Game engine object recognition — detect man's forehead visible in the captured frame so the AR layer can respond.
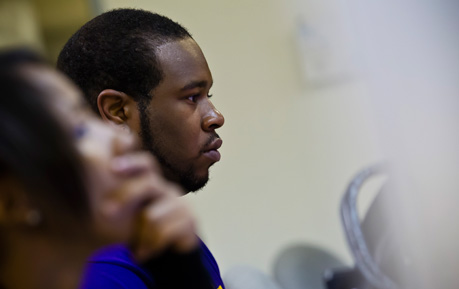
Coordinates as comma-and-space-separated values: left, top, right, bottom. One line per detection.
155, 39, 213, 90
155, 37, 199, 57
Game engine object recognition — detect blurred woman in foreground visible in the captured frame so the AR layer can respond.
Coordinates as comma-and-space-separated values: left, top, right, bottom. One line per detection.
0, 49, 199, 289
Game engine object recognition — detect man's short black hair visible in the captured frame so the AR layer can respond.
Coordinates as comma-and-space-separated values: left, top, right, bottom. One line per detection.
57, 8, 192, 111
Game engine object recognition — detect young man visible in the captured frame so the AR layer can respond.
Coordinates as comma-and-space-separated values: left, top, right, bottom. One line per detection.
57, 8, 225, 289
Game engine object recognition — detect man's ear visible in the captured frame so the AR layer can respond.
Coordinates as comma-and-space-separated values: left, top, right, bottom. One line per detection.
97, 89, 140, 131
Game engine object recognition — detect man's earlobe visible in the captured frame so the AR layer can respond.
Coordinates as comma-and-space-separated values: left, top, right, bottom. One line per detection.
97, 89, 132, 125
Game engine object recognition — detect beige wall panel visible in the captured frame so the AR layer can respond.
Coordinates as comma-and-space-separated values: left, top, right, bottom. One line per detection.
0, 0, 43, 50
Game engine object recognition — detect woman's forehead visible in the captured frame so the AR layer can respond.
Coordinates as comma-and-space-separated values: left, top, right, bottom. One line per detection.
20, 65, 86, 118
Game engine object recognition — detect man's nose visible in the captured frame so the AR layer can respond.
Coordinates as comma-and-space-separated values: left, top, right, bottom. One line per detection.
202, 101, 224, 131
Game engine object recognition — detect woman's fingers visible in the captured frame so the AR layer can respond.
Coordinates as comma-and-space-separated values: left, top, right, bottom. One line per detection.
131, 195, 198, 262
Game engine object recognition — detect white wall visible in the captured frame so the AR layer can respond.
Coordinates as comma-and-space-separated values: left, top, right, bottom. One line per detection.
100, 0, 383, 276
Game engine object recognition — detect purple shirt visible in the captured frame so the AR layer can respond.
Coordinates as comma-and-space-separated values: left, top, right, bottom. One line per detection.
80, 240, 225, 289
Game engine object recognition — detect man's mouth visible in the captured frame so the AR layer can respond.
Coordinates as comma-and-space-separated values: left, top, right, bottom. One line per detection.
202, 138, 223, 162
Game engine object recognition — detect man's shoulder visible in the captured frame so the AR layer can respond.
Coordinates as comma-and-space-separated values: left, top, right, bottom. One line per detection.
199, 240, 225, 289
81, 244, 153, 289
81, 242, 225, 289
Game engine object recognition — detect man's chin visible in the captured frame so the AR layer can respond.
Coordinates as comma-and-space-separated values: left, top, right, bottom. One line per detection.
162, 163, 210, 193
181, 174, 209, 193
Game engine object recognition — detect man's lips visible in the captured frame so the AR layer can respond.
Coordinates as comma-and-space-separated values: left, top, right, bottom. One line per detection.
202, 138, 223, 162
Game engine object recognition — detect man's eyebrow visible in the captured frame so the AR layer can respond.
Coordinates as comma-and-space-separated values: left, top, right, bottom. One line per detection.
180, 80, 212, 91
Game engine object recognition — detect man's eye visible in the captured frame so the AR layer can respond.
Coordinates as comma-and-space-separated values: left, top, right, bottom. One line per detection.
187, 95, 198, 102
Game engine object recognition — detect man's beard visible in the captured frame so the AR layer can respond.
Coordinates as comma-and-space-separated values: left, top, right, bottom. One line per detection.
138, 108, 209, 193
